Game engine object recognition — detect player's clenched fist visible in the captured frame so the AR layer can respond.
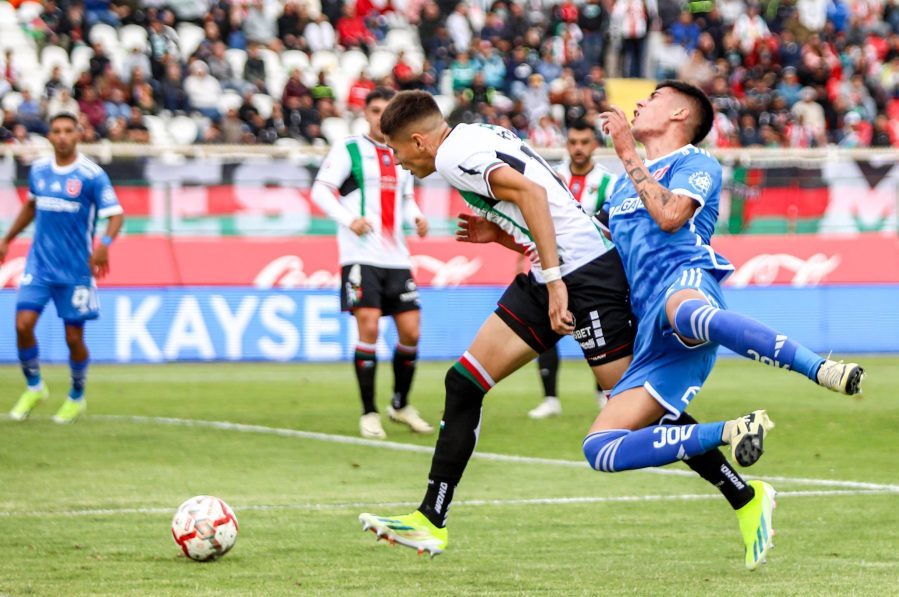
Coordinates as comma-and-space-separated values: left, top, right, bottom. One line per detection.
599, 106, 638, 160
349, 217, 373, 236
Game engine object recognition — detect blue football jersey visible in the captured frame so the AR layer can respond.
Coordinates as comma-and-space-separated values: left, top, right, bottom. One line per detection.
607, 145, 733, 318
26, 154, 123, 284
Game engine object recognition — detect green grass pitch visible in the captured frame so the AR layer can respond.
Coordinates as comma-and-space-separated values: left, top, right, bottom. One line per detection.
1, 357, 897, 596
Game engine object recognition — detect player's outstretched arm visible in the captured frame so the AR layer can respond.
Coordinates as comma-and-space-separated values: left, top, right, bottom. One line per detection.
0, 200, 37, 263
487, 166, 574, 335
601, 106, 698, 233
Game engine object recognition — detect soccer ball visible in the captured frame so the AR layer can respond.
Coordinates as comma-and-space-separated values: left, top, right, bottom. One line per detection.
171, 495, 239, 561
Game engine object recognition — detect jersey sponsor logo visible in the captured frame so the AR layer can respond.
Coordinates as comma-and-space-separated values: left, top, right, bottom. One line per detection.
609, 197, 644, 218
35, 196, 81, 213
688, 171, 712, 195
66, 178, 83, 197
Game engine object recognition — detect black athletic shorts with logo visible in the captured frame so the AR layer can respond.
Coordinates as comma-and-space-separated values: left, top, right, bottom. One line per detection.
495, 249, 634, 365
340, 264, 421, 315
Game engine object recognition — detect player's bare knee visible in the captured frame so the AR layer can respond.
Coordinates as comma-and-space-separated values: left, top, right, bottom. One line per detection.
665, 289, 708, 326
64, 328, 84, 350
15, 316, 36, 340
399, 330, 420, 347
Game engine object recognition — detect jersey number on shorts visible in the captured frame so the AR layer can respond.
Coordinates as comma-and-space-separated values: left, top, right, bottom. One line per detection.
71, 286, 97, 314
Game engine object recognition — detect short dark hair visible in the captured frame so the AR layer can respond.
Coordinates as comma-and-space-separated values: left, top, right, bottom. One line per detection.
379, 90, 442, 137
567, 119, 596, 137
49, 112, 79, 127
655, 80, 713, 146
365, 87, 396, 106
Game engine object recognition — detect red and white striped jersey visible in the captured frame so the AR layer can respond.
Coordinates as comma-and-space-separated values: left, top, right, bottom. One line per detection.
313, 135, 421, 268
555, 161, 618, 216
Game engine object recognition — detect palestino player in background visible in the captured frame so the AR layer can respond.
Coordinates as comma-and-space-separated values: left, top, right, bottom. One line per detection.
1, 112, 124, 424
529, 120, 620, 420
311, 87, 433, 440
584, 80, 865, 570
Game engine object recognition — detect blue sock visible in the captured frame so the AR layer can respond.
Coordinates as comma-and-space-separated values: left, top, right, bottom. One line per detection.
673, 299, 824, 380
18, 345, 42, 388
583, 422, 725, 472
69, 358, 89, 401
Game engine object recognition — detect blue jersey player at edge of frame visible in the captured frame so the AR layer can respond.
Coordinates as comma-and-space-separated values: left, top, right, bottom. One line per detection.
1, 112, 124, 424
583, 80, 865, 570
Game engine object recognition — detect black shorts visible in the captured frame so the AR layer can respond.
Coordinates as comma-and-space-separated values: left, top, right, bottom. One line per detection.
340, 264, 421, 315
495, 249, 634, 365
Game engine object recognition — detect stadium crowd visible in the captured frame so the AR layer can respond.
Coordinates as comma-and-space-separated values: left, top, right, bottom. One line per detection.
0, 0, 896, 148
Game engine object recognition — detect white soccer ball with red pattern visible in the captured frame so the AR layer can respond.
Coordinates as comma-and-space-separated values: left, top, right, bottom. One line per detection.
171, 496, 239, 561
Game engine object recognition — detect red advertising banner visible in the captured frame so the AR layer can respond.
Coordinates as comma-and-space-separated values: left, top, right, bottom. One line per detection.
1, 234, 897, 288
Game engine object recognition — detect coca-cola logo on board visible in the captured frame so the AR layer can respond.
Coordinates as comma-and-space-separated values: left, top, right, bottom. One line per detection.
727, 253, 841, 287
0, 257, 26, 288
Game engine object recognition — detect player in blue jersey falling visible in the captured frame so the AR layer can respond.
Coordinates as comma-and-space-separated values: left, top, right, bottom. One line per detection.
1, 113, 124, 424
583, 81, 865, 569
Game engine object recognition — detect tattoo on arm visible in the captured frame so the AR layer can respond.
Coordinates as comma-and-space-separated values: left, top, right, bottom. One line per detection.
625, 158, 675, 207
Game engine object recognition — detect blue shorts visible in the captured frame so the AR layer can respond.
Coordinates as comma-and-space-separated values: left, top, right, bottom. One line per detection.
16, 276, 100, 323
611, 267, 726, 418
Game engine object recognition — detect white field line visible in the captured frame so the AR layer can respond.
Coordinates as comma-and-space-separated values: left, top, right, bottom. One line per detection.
90, 415, 899, 493
0, 489, 893, 519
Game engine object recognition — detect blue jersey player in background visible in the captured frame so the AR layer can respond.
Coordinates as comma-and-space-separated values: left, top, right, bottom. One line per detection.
0, 112, 124, 424
582, 81, 865, 570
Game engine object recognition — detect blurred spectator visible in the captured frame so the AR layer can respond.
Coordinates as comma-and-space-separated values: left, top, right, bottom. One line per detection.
792, 86, 827, 137
130, 70, 158, 113
446, 3, 473, 53
84, 0, 119, 27
207, 41, 244, 93
347, 71, 376, 112
654, 32, 689, 80
281, 68, 310, 106
185, 61, 223, 120
244, 0, 279, 50
125, 107, 150, 143
478, 44, 507, 90
122, 45, 152, 84
78, 86, 107, 132
336, 3, 376, 54
578, 0, 606, 66
612, 0, 650, 78
106, 116, 128, 142
44, 66, 67, 99
160, 62, 190, 113
17, 90, 45, 133
733, 4, 770, 53
89, 43, 112, 79
305, 13, 337, 53
278, 2, 310, 51
105, 88, 131, 120
871, 114, 893, 147
777, 67, 803, 107
671, 10, 700, 52
451, 51, 477, 91
148, 16, 180, 78
311, 72, 337, 105
243, 45, 268, 93
77, 112, 100, 143
393, 50, 418, 90
222, 107, 246, 143
528, 114, 564, 148
522, 73, 550, 123
47, 88, 80, 118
